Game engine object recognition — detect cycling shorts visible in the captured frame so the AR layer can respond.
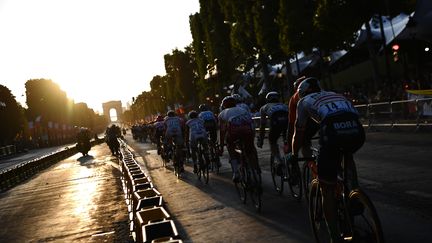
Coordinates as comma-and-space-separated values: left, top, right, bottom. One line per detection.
317, 112, 365, 183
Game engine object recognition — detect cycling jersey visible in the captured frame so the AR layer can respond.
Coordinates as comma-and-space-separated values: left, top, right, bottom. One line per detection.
164, 116, 184, 145
260, 102, 288, 145
154, 121, 165, 132
199, 111, 216, 121
199, 110, 217, 143
236, 103, 251, 113
186, 118, 207, 141
219, 106, 253, 134
296, 91, 358, 130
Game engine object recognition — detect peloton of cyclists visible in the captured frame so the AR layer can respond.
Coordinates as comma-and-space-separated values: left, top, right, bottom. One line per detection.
288, 77, 365, 242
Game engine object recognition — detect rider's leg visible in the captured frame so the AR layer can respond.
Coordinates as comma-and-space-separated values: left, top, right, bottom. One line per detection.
190, 138, 198, 173
243, 129, 260, 173
226, 136, 241, 181
319, 142, 343, 242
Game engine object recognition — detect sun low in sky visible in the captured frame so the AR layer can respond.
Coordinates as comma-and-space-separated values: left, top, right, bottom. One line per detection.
0, 0, 199, 113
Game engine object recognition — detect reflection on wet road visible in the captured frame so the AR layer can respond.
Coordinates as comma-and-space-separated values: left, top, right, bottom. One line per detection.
0, 144, 130, 242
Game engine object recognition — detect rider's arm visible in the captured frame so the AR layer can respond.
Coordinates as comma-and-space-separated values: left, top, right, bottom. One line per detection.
286, 94, 298, 147
291, 100, 308, 157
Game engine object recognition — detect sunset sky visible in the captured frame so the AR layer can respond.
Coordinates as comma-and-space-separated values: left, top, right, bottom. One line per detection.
0, 0, 199, 113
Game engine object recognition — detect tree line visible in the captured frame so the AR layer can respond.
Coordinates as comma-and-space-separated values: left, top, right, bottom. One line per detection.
127, 0, 416, 123
0, 79, 108, 147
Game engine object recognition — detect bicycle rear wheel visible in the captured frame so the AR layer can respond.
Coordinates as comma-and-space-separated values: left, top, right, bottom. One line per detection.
288, 161, 302, 201
309, 179, 332, 243
270, 155, 284, 194
303, 161, 312, 202
348, 189, 385, 243
201, 146, 209, 184
235, 166, 247, 204
248, 167, 262, 212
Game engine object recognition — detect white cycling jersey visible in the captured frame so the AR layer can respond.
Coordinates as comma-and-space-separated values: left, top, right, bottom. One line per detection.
260, 102, 288, 118
164, 116, 183, 136
198, 111, 216, 122
296, 91, 358, 130
236, 102, 251, 113
186, 118, 207, 140
219, 106, 253, 128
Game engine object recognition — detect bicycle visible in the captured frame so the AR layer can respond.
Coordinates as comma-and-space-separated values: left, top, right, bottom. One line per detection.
307, 152, 384, 243
270, 145, 303, 201
207, 139, 220, 174
160, 138, 172, 168
300, 146, 319, 202
196, 138, 210, 184
233, 140, 262, 212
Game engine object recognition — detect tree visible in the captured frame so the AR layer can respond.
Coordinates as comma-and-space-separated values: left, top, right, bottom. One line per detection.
25, 79, 71, 124
0, 85, 26, 145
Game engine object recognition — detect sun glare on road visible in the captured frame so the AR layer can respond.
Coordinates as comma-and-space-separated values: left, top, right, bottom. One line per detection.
73, 167, 98, 219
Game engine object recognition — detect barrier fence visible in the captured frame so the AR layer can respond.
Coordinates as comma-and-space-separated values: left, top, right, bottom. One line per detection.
118, 139, 182, 243
0, 139, 104, 192
252, 98, 432, 132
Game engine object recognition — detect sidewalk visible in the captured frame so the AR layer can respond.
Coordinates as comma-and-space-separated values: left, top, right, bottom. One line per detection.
0, 144, 131, 242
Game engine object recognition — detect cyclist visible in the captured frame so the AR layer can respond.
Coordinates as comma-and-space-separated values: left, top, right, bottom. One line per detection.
164, 110, 185, 172
284, 76, 320, 158
186, 110, 209, 173
198, 104, 221, 167
154, 115, 165, 155
257, 92, 288, 176
198, 104, 218, 145
289, 77, 365, 242
218, 96, 259, 182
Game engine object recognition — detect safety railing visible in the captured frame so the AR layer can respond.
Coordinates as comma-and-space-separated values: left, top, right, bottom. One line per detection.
251, 98, 432, 132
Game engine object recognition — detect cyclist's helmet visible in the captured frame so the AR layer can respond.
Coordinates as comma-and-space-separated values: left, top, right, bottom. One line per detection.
166, 110, 176, 117
156, 115, 164, 122
265, 91, 279, 103
221, 96, 236, 109
199, 104, 209, 112
232, 94, 242, 103
188, 110, 198, 119
294, 76, 307, 90
298, 77, 321, 98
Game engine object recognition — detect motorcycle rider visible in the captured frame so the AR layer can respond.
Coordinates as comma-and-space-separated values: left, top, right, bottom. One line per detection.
76, 127, 91, 156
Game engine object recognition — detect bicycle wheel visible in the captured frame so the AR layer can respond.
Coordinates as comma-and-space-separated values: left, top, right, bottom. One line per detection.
270, 154, 284, 194
248, 167, 262, 212
288, 161, 302, 201
303, 161, 312, 202
309, 179, 332, 243
235, 166, 247, 204
348, 189, 385, 243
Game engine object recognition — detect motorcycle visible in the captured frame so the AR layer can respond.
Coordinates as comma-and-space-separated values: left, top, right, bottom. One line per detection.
76, 139, 91, 156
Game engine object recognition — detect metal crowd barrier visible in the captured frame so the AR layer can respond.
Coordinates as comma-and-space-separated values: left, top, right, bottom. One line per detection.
251, 98, 432, 132
118, 139, 182, 243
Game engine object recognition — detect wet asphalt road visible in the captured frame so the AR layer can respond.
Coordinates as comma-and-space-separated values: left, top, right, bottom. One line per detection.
0, 144, 130, 243
126, 131, 432, 243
